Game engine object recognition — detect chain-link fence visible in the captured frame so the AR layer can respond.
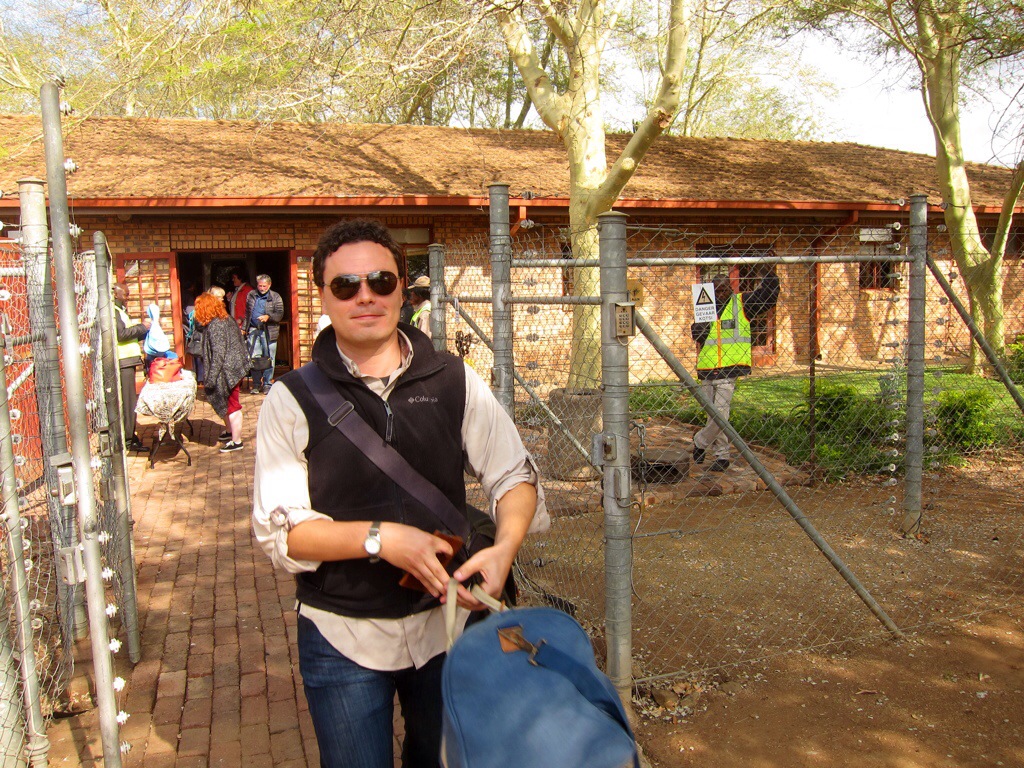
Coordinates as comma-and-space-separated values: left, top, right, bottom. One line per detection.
0, 92, 141, 765
435, 188, 1024, 702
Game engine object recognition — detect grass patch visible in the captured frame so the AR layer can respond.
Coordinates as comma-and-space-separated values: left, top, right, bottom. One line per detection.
628, 368, 1022, 478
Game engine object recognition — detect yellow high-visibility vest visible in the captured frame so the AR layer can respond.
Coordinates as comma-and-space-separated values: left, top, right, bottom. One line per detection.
114, 305, 143, 361
697, 294, 752, 370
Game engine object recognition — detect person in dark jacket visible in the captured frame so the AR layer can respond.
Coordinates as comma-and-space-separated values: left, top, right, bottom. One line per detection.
690, 269, 780, 472
113, 282, 151, 452
243, 274, 285, 394
195, 292, 251, 453
251, 219, 548, 767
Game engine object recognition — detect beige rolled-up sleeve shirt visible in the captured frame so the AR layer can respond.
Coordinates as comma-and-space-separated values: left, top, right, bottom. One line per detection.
252, 333, 548, 670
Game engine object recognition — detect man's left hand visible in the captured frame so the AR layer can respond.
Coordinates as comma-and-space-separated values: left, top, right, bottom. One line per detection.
258, 314, 270, 323
450, 540, 516, 611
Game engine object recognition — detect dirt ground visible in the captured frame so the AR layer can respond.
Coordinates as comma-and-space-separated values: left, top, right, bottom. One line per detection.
625, 453, 1024, 767
636, 606, 1024, 767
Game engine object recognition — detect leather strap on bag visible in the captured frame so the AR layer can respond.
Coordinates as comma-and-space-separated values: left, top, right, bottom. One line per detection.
297, 363, 471, 540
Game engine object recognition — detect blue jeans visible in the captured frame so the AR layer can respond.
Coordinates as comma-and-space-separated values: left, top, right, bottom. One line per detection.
248, 331, 277, 388
297, 615, 444, 768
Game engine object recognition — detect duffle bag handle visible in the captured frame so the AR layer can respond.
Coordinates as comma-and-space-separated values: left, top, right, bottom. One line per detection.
445, 578, 504, 650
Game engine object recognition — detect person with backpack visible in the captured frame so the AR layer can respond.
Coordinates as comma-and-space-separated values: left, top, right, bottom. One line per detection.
251, 219, 548, 768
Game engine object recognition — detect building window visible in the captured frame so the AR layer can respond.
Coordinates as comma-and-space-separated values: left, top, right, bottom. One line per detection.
859, 243, 901, 290
980, 227, 1023, 259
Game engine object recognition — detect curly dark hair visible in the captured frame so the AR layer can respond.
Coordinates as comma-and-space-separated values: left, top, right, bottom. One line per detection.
312, 219, 407, 288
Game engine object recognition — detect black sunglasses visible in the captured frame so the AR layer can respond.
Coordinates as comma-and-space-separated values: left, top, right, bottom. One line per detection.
328, 270, 400, 301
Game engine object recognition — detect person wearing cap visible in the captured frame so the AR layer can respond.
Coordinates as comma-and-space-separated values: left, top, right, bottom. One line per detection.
409, 275, 432, 338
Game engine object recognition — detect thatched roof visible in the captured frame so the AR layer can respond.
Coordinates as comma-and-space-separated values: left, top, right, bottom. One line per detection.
0, 114, 1015, 209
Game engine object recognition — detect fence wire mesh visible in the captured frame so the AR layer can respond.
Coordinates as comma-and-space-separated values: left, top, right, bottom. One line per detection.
0, 243, 72, 738
0, 230, 140, 760
439, 211, 1023, 691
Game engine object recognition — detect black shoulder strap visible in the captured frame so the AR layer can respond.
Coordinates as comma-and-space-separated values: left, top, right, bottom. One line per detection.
297, 363, 469, 539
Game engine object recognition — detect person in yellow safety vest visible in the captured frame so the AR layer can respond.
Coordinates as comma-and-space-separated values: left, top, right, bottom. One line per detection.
408, 275, 432, 339
113, 283, 152, 452
691, 269, 779, 472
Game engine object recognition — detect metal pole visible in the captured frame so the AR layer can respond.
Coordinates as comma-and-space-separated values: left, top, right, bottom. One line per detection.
93, 232, 141, 662
41, 82, 123, 767
925, 262, 1024, 416
428, 243, 446, 352
596, 212, 633, 697
808, 262, 818, 466
0, 544, 27, 766
489, 184, 514, 417
0, 338, 49, 767
901, 195, 927, 536
18, 178, 85, 644
633, 311, 904, 639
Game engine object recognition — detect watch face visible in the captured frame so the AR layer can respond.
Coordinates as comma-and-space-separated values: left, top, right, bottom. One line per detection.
365, 536, 382, 556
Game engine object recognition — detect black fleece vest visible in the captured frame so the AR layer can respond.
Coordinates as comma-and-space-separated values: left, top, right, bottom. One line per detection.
280, 325, 467, 619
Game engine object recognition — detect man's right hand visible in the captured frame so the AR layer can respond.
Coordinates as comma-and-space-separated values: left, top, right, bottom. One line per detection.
142, 318, 152, 329
378, 522, 455, 599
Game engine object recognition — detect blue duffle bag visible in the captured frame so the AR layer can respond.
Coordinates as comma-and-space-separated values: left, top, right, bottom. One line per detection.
441, 581, 640, 768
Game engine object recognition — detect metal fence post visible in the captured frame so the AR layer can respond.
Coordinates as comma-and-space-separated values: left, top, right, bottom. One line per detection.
41, 82, 123, 767
94, 232, 141, 663
901, 195, 927, 536
0, 533, 27, 766
489, 184, 514, 417
18, 177, 86, 646
0, 337, 49, 767
597, 211, 633, 698
428, 243, 446, 352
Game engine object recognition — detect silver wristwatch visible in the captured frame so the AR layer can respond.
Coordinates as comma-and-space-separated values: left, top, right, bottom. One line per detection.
364, 521, 382, 563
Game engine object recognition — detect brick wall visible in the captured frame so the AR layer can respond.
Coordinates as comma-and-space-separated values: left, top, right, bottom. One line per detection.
70, 210, 1024, 383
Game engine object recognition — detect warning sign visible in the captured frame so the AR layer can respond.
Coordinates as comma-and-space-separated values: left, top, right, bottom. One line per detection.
692, 283, 718, 323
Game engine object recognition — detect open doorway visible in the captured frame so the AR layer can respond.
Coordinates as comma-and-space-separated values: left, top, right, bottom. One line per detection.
177, 250, 293, 372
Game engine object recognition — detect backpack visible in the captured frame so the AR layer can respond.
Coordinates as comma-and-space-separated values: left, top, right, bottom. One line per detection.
441, 583, 639, 768
184, 311, 204, 356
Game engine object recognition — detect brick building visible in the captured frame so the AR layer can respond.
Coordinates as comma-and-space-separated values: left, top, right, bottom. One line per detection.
0, 114, 1020, 380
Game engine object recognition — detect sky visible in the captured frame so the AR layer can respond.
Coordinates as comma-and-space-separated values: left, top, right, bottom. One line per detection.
801, 36, 1018, 168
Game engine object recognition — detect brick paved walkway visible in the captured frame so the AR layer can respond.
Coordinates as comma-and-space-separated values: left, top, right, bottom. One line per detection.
45, 391, 404, 766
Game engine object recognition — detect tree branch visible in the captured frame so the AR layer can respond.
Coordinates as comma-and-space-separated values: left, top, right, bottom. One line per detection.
593, 0, 689, 213
496, 4, 566, 133
992, 157, 1024, 260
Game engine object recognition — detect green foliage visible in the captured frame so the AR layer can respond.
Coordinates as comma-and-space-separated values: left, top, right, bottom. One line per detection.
628, 368, 1020, 479
801, 380, 860, 430
1003, 334, 1024, 384
933, 389, 996, 449
631, 377, 897, 481
628, 384, 688, 418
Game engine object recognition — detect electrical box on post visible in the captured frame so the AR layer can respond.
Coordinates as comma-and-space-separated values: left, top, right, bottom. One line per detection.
613, 302, 635, 341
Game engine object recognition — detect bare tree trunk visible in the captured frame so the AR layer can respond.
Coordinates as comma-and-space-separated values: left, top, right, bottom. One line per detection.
919, 4, 1004, 371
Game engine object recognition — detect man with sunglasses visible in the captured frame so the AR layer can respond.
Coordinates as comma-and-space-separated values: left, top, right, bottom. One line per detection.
252, 219, 548, 768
